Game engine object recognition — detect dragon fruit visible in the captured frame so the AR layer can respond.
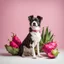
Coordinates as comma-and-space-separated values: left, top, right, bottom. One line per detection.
49, 41, 57, 48
40, 27, 59, 58
40, 27, 54, 52
8, 39, 19, 48
5, 44, 19, 55
5, 32, 22, 55
11, 32, 21, 46
42, 42, 59, 58
47, 49, 59, 58
47, 52, 55, 58
42, 42, 57, 54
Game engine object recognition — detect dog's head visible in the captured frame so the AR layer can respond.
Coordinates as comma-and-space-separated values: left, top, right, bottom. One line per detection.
28, 15, 43, 31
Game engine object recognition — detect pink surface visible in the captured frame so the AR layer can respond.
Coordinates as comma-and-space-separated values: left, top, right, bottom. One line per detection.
0, 0, 64, 49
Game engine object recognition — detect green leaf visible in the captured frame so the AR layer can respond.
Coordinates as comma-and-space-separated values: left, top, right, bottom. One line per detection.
13, 47, 19, 54
50, 34, 54, 41
45, 34, 50, 43
45, 27, 48, 36
40, 40, 43, 45
43, 34, 46, 43
44, 27, 49, 43
41, 27, 44, 41
48, 31, 51, 39
5, 45, 19, 55
48, 31, 51, 36
46, 31, 51, 43
40, 27, 54, 44
5, 45, 13, 54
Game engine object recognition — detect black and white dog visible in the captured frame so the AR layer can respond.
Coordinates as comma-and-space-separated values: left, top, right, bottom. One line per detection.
18, 15, 43, 58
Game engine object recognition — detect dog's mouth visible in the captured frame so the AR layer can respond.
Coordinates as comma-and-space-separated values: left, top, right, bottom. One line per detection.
30, 26, 40, 31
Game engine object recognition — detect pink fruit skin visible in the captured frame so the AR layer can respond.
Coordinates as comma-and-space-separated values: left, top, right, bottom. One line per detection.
50, 42, 57, 48
42, 42, 57, 54
12, 35, 21, 46
48, 52, 55, 58
10, 41, 19, 48
42, 44, 54, 53
42, 44, 51, 53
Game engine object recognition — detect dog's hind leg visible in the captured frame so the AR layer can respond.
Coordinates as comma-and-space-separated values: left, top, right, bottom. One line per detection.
18, 44, 24, 56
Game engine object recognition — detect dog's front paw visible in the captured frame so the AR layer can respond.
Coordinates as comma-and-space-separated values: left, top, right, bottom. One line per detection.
33, 56, 37, 59
37, 54, 42, 58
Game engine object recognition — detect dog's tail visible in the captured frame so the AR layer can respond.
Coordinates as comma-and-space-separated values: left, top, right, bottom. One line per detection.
18, 44, 24, 56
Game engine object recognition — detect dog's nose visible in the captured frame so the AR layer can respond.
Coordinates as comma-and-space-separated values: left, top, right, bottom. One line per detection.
33, 23, 36, 26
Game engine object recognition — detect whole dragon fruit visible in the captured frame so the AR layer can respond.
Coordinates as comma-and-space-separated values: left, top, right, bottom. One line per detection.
40, 27, 59, 58
5, 33, 22, 55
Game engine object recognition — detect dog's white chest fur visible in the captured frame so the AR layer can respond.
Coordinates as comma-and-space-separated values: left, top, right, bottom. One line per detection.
30, 32, 41, 46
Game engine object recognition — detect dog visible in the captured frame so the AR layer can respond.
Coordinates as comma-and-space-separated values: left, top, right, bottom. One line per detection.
18, 15, 43, 58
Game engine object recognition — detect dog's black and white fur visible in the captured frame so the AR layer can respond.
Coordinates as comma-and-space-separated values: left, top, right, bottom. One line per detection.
18, 15, 43, 58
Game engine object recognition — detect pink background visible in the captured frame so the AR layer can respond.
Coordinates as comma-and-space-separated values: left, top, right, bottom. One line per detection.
0, 0, 64, 49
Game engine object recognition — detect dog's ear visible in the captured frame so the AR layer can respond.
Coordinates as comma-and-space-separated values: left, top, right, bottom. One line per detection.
37, 16, 43, 22
28, 15, 33, 22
